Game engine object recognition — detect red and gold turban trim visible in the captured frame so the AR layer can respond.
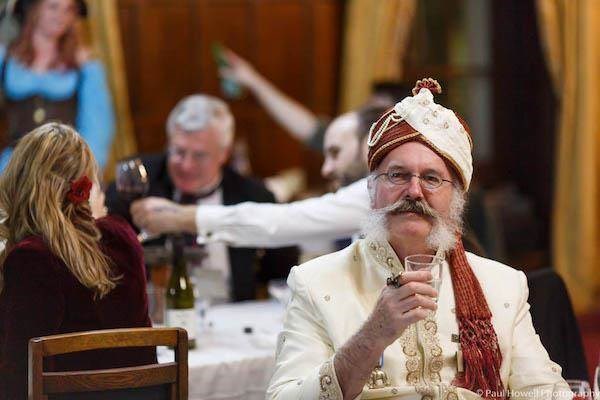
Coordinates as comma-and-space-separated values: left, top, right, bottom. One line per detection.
367, 78, 474, 190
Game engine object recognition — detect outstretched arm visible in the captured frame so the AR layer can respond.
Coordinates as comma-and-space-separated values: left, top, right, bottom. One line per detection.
220, 49, 320, 143
131, 178, 370, 248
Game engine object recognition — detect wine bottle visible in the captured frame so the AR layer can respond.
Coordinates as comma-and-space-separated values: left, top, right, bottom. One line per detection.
211, 42, 243, 100
165, 235, 197, 349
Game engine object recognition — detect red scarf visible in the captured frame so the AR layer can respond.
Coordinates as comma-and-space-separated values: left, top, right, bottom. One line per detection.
448, 237, 506, 399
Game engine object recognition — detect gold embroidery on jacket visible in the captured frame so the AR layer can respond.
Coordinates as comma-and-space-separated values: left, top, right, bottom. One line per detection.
318, 360, 341, 400
364, 240, 447, 395
422, 313, 443, 383
399, 324, 421, 385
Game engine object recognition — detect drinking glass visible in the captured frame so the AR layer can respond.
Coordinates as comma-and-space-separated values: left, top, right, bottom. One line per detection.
567, 379, 593, 400
404, 254, 443, 302
115, 158, 149, 201
115, 158, 154, 241
146, 283, 166, 327
190, 274, 212, 333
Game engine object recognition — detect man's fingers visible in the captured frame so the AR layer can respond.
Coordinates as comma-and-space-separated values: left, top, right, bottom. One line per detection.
219, 67, 235, 79
399, 270, 432, 284
372, 282, 438, 345
400, 294, 437, 313
131, 211, 147, 230
400, 307, 430, 325
130, 197, 155, 215
389, 280, 438, 300
130, 198, 160, 227
223, 48, 239, 63
130, 202, 147, 224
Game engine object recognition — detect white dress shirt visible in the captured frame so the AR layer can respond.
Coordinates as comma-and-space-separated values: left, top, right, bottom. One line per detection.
195, 178, 370, 248
186, 189, 231, 302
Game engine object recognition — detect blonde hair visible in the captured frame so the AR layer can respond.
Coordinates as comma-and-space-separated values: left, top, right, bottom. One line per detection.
0, 123, 117, 297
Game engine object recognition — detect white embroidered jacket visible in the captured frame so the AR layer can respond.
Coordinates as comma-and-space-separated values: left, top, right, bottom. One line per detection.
266, 240, 571, 400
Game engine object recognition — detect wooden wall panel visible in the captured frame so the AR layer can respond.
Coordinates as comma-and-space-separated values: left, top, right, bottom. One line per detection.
195, 0, 252, 93
251, 1, 311, 173
117, 0, 342, 182
311, 1, 341, 113
120, 1, 203, 151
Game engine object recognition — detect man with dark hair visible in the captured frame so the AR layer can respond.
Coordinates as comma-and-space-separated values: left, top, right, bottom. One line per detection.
321, 105, 391, 190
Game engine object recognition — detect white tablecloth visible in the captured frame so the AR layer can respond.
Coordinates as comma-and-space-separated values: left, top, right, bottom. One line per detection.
158, 300, 284, 400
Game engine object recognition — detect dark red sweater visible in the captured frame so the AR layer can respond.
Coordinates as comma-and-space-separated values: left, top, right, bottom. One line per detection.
0, 216, 156, 399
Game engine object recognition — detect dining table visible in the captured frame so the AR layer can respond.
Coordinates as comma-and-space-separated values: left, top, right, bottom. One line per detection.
157, 299, 285, 400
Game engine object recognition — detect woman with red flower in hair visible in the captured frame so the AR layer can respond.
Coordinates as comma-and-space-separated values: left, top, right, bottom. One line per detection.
0, 122, 155, 399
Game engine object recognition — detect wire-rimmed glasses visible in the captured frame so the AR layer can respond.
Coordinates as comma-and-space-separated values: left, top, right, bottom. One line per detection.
372, 168, 454, 191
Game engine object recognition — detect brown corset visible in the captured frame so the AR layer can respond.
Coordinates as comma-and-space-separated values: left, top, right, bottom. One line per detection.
4, 95, 78, 146
0, 59, 79, 147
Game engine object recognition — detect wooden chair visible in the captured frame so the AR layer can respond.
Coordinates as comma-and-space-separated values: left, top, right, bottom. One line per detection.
28, 327, 188, 400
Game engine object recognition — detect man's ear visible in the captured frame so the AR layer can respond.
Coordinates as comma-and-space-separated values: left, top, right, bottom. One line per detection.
360, 137, 369, 165
220, 144, 234, 165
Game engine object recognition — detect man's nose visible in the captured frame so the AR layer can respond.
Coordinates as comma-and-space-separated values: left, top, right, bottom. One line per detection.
405, 175, 424, 200
178, 154, 196, 171
321, 160, 334, 179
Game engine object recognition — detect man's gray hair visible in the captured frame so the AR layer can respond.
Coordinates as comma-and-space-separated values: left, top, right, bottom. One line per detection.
166, 94, 234, 148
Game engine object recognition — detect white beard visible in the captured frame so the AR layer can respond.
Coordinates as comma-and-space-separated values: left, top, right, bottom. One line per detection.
425, 189, 465, 254
361, 189, 466, 254
361, 206, 389, 244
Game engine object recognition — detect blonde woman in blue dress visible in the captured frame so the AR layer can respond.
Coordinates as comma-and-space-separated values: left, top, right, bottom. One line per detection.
0, 0, 114, 171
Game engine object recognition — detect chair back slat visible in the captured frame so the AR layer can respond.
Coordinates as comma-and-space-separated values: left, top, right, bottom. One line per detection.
47, 385, 170, 400
174, 329, 188, 399
34, 328, 178, 356
43, 363, 177, 393
28, 328, 188, 400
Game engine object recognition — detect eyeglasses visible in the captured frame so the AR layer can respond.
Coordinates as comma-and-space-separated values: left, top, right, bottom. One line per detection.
167, 146, 209, 164
372, 169, 454, 191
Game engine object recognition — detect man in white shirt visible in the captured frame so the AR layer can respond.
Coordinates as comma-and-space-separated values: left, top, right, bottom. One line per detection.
130, 105, 388, 248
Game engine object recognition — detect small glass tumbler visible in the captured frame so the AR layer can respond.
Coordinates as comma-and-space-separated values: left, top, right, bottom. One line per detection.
404, 254, 444, 302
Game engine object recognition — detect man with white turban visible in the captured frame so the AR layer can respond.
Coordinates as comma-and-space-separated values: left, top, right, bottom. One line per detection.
266, 79, 570, 400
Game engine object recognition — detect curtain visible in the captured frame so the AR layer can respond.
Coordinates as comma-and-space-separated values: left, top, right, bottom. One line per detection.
339, 0, 417, 112
536, 0, 600, 313
86, 0, 137, 181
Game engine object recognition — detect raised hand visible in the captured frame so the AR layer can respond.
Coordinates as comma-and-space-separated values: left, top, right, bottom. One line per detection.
218, 49, 261, 89
334, 270, 437, 399
130, 197, 185, 234
365, 270, 438, 347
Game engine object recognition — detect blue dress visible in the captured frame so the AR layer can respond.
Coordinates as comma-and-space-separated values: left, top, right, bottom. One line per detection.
0, 46, 115, 170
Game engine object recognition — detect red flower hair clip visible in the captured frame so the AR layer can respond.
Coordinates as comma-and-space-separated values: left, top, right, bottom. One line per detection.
67, 176, 92, 205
